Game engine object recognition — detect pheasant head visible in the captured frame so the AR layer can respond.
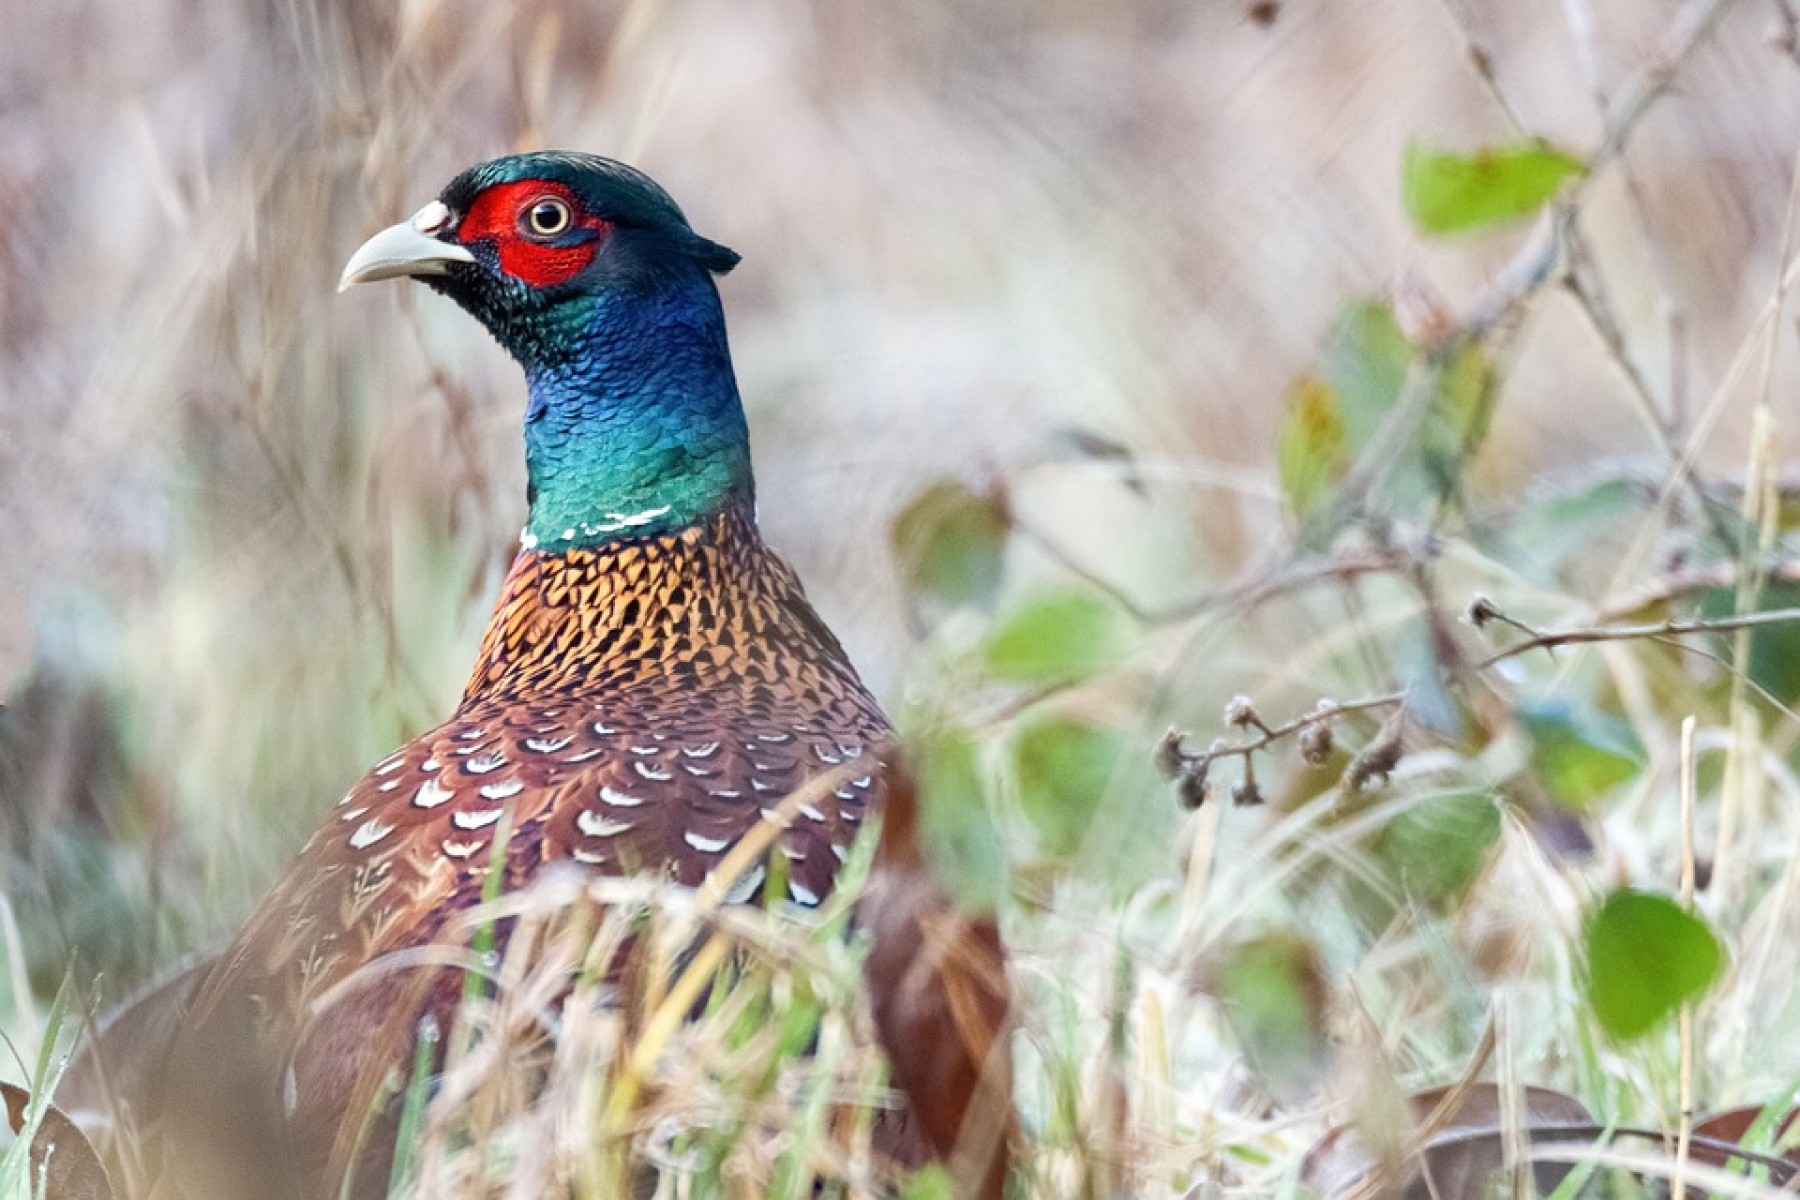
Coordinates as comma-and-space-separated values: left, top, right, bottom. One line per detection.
341, 152, 751, 549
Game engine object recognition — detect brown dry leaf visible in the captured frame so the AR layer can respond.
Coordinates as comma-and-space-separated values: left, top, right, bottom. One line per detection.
1690, 1105, 1800, 1164
1303, 1082, 1591, 1199
3, 1081, 114, 1200
1679, 1105, 1800, 1195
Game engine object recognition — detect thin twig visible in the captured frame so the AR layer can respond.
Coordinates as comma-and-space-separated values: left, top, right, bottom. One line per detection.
1345, 1017, 1499, 1200
1010, 515, 1411, 627
1008, 512, 1158, 625
1454, 0, 1739, 346
1161, 692, 1405, 771
1466, 593, 1546, 645
1560, 226, 1743, 553
1593, 0, 1738, 167
1163, 599, 1800, 798
1560, 0, 1612, 108
1434, 0, 1529, 132
1477, 606, 1800, 670
1563, 0, 1702, 433
1674, 716, 1698, 1200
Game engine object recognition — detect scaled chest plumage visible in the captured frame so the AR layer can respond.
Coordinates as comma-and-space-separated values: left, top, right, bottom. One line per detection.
219, 504, 889, 1019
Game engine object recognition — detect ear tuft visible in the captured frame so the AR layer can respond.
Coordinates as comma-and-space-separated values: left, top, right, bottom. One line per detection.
693, 235, 741, 275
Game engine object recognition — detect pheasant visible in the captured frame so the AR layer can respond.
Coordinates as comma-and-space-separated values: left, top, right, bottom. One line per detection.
68, 152, 954, 1199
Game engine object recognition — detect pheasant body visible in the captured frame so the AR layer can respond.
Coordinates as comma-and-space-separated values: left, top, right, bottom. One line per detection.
139, 153, 899, 1199
213, 502, 885, 1024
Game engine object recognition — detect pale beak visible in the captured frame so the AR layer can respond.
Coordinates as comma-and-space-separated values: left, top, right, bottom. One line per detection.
338, 200, 477, 292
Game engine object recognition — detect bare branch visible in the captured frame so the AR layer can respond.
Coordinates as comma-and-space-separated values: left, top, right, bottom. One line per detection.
1477, 606, 1800, 670
1560, 226, 1745, 553
1162, 596, 1800, 808
1597, 559, 1800, 621
1159, 693, 1407, 809
1433, 0, 1529, 132
1009, 513, 1413, 628
1455, 0, 1740, 345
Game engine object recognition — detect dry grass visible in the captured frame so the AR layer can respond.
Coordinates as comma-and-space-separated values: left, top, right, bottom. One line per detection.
6, 0, 1800, 1196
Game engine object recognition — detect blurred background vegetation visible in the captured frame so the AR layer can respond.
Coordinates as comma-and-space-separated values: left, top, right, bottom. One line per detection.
7, 0, 1800, 1194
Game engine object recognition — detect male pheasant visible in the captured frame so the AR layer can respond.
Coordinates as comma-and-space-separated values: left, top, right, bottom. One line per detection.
85, 153, 926, 1199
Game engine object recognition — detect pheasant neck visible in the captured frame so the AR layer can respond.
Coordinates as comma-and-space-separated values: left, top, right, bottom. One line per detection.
520, 280, 752, 551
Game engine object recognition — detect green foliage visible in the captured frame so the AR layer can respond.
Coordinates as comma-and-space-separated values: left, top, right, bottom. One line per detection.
1371, 792, 1501, 909
1583, 888, 1723, 1040
1403, 139, 1585, 235
1276, 301, 1495, 533
1213, 932, 1329, 1097
1315, 300, 1412, 461
1392, 614, 1468, 739
766, 1005, 846, 1200
1516, 698, 1645, 810
1422, 340, 1496, 504
916, 731, 1009, 914
1499, 476, 1649, 583
386, 1015, 442, 1197
1011, 716, 1117, 857
890, 478, 1012, 613
0, 976, 79, 1200
1277, 375, 1349, 524
1698, 582, 1800, 704
982, 589, 1134, 684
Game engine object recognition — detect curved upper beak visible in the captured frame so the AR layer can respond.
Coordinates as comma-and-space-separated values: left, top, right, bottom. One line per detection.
338, 201, 477, 293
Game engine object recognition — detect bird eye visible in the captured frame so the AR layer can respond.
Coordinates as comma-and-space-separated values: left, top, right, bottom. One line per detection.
521, 197, 572, 238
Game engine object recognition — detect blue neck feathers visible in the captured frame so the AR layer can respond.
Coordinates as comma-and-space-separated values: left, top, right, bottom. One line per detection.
519, 277, 753, 551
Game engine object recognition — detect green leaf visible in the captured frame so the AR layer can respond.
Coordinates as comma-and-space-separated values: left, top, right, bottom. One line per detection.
1277, 375, 1350, 523
1372, 792, 1500, 908
983, 589, 1134, 684
1698, 583, 1800, 704
1322, 301, 1411, 449
1275, 300, 1493, 531
1414, 339, 1495, 504
890, 478, 1012, 612
1394, 613, 1468, 740
1283, 299, 1490, 530
1584, 888, 1723, 1040
1499, 476, 1649, 582
1317, 301, 1494, 516
1516, 698, 1645, 809
386, 1013, 442, 1196
1214, 933, 1329, 1097
916, 732, 1008, 914
1011, 717, 1120, 857
1404, 139, 1585, 235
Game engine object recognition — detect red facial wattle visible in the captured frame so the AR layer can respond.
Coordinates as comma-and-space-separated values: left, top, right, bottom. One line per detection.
457, 180, 610, 288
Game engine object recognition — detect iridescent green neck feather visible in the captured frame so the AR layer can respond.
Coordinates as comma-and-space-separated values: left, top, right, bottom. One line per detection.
519, 275, 753, 550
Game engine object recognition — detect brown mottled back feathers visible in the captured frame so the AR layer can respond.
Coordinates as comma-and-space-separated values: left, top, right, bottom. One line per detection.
161, 503, 891, 1197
